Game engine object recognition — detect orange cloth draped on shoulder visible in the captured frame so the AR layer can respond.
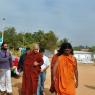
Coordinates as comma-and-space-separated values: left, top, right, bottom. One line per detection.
22, 51, 43, 95
54, 55, 77, 95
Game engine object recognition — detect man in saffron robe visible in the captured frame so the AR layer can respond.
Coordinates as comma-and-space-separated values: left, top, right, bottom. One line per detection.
54, 42, 78, 95
21, 43, 43, 95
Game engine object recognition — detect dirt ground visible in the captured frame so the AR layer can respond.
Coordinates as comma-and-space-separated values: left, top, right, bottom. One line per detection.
12, 63, 95, 95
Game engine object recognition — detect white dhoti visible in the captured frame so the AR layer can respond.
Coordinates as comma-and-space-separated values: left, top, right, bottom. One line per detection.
0, 69, 12, 93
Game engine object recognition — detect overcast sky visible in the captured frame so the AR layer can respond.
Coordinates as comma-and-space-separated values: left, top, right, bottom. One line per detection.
0, 0, 95, 46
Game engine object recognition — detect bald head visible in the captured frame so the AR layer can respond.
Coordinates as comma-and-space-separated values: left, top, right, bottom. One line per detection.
32, 43, 39, 53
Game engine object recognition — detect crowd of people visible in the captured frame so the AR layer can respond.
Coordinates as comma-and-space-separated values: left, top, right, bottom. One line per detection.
0, 42, 78, 95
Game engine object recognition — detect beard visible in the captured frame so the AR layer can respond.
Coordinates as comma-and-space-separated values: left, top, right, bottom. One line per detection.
2, 48, 7, 51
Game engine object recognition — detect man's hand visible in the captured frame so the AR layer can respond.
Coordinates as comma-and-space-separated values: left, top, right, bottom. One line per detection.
34, 61, 39, 66
75, 81, 78, 88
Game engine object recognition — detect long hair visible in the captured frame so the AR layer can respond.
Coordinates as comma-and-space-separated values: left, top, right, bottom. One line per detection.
57, 42, 73, 56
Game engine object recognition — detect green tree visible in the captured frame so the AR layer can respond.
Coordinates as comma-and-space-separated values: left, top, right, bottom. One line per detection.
58, 38, 69, 47
44, 31, 58, 51
32, 30, 45, 42
16, 33, 24, 47
3, 27, 17, 49
32, 30, 45, 47
24, 32, 34, 46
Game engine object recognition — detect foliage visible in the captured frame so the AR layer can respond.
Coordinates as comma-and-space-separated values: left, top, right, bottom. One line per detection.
58, 38, 69, 47
1, 27, 59, 51
44, 31, 58, 51
1, 26, 95, 53
3, 27, 17, 49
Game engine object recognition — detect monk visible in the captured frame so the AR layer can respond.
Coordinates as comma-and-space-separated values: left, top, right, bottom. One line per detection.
21, 43, 43, 95
53, 42, 78, 95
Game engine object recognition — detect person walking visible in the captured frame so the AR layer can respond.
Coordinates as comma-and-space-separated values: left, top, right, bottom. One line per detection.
37, 47, 50, 95
0, 42, 13, 95
21, 43, 43, 95
53, 42, 78, 95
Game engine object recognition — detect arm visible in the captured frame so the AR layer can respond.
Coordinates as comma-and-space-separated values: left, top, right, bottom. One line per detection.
33, 53, 43, 66
53, 60, 59, 81
74, 58, 78, 88
41, 56, 50, 72
17, 54, 25, 72
41, 65, 49, 72
51, 54, 58, 80
9, 53, 12, 68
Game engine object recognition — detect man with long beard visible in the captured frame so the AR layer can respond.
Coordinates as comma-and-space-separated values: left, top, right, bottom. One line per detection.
0, 42, 12, 95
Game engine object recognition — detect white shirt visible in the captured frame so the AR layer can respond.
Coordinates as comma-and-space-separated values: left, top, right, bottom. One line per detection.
41, 55, 50, 71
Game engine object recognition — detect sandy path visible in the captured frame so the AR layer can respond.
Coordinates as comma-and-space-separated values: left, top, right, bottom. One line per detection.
12, 64, 95, 95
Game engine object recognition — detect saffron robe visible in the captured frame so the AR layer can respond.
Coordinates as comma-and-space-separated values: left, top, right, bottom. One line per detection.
54, 55, 77, 95
22, 51, 43, 95
50, 54, 58, 93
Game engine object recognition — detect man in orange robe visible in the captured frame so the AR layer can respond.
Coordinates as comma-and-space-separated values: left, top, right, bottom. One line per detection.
21, 44, 43, 95
54, 42, 78, 95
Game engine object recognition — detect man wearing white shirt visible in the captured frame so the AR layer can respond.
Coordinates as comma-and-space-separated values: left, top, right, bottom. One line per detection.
37, 47, 50, 95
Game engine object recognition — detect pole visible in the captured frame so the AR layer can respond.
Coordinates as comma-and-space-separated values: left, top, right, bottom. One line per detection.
2, 18, 6, 43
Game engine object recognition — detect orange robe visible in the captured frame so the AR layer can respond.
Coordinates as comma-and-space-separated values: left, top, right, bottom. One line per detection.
50, 54, 58, 93
55, 55, 77, 95
22, 51, 43, 95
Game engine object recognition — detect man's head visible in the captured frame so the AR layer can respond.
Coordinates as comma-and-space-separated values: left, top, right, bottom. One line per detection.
25, 47, 30, 54
32, 43, 39, 53
58, 42, 73, 55
1, 42, 8, 51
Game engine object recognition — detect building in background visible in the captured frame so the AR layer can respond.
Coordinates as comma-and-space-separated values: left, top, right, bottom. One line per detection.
74, 51, 94, 63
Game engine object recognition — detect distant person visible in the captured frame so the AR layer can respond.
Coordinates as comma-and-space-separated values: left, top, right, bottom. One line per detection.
37, 47, 50, 95
21, 43, 43, 95
0, 42, 13, 95
17, 47, 30, 73
11, 55, 19, 77
53, 42, 78, 95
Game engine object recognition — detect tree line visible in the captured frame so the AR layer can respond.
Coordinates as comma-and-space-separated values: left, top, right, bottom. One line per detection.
0, 27, 95, 52
0, 27, 61, 51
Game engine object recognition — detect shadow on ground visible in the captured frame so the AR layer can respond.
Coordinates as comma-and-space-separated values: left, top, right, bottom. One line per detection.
13, 84, 53, 95
84, 85, 95, 90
